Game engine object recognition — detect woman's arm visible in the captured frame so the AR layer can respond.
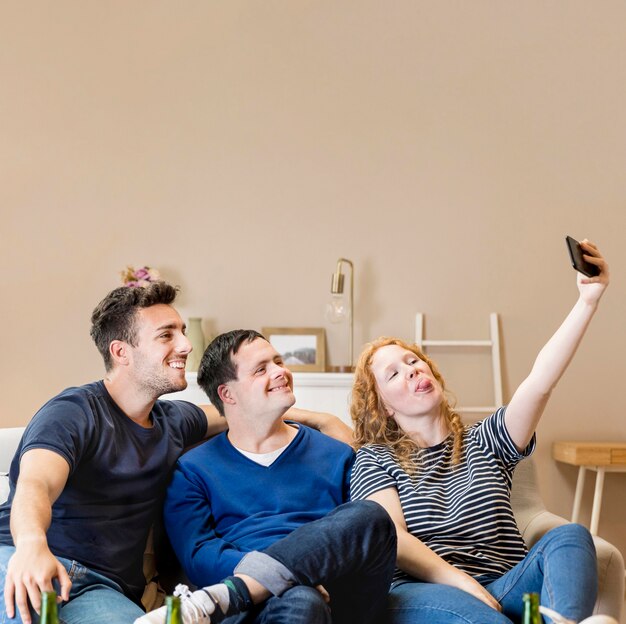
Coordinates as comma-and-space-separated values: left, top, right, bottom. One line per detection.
505, 240, 609, 451
366, 487, 501, 611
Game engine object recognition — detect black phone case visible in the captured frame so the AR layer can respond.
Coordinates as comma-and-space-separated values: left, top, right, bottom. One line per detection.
565, 236, 599, 277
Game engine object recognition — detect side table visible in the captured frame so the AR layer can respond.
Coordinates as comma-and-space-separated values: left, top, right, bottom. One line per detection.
552, 441, 626, 535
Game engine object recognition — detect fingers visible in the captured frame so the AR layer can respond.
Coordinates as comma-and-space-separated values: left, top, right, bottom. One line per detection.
580, 240, 603, 264
315, 584, 330, 604
57, 564, 72, 601
580, 239, 598, 253
472, 585, 501, 612
579, 239, 609, 284
3, 576, 15, 619
484, 592, 502, 612
14, 581, 33, 624
479, 591, 501, 611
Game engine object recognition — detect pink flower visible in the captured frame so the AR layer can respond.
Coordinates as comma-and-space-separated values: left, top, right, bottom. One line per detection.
134, 267, 151, 281
120, 265, 161, 287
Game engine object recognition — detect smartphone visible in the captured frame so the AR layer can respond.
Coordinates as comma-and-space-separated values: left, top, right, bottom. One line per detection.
565, 235, 599, 277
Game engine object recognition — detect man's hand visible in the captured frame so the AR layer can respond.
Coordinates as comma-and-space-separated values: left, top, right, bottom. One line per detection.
6, 449, 72, 624
4, 537, 71, 624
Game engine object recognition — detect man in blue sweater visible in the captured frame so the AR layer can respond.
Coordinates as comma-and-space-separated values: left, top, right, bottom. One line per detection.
136, 330, 396, 624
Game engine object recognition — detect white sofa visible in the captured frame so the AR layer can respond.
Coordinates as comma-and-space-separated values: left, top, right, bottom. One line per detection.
1, 426, 623, 619
0, 428, 23, 503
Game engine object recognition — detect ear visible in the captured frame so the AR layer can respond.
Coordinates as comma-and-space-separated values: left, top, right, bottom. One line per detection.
109, 340, 130, 367
217, 383, 236, 407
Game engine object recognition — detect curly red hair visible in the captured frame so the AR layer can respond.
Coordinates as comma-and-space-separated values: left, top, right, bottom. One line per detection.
351, 337, 465, 473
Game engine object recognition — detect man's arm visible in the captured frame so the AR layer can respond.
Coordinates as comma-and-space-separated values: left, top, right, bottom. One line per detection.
198, 404, 228, 439
199, 404, 354, 445
284, 408, 354, 445
5, 449, 72, 624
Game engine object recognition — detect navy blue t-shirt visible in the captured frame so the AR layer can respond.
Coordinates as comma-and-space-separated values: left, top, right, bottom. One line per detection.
0, 381, 207, 603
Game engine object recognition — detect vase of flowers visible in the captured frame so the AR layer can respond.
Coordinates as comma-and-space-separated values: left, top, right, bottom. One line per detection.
120, 266, 161, 287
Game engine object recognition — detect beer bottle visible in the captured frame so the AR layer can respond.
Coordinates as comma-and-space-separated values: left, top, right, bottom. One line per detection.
522, 592, 541, 624
165, 595, 182, 624
40, 591, 59, 624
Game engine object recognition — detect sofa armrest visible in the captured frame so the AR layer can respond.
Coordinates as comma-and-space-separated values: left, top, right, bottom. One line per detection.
520, 509, 624, 619
592, 534, 625, 618
519, 509, 568, 548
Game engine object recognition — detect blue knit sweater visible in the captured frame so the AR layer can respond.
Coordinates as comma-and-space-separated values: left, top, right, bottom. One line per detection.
164, 424, 355, 586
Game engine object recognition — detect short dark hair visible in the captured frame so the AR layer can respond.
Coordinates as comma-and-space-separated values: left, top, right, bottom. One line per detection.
197, 329, 265, 416
90, 282, 178, 370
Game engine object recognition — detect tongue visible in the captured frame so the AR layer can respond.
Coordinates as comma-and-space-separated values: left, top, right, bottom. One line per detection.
416, 378, 432, 392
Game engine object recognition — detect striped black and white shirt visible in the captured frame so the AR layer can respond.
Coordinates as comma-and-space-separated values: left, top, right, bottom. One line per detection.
350, 407, 535, 583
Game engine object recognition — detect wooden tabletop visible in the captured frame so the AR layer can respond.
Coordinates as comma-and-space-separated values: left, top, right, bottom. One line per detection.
552, 441, 626, 466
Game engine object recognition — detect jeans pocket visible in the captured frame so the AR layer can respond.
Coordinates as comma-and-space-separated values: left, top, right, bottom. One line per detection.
67, 561, 87, 581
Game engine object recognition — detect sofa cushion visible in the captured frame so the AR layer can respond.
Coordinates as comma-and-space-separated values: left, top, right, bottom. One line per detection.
0, 473, 9, 505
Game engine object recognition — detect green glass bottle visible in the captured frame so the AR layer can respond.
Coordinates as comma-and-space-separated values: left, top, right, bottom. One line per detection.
165, 595, 182, 624
522, 592, 541, 624
40, 591, 59, 624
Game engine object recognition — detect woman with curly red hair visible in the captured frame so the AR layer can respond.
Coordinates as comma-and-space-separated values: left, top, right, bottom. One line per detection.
350, 240, 612, 624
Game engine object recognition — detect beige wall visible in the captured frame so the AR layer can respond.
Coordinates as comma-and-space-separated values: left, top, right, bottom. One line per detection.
2, 1, 626, 561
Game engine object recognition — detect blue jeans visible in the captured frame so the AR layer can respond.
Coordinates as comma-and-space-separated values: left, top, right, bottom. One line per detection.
235, 500, 397, 624
0, 545, 144, 624
224, 586, 331, 624
387, 524, 597, 624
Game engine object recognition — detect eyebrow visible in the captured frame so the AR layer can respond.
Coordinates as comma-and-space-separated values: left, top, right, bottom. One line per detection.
382, 353, 415, 376
246, 354, 282, 372
154, 322, 184, 333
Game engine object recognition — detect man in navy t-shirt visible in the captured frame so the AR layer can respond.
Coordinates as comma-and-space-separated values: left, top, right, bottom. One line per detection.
0, 284, 350, 624
136, 330, 396, 624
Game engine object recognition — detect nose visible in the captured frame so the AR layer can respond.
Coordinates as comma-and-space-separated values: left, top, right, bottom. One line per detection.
178, 333, 192, 355
405, 365, 416, 379
269, 360, 288, 377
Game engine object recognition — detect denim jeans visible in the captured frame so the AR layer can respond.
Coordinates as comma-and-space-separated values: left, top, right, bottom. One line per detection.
235, 500, 397, 624
485, 523, 597, 623
387, 524, 597, 624
224, 586, 331, 624
0, 545, 144, 624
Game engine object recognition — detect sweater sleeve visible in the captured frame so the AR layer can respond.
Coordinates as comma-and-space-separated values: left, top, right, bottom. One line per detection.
164, 461, 246, 586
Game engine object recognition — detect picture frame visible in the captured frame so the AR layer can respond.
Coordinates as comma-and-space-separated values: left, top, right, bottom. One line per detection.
261, 327, 326, 372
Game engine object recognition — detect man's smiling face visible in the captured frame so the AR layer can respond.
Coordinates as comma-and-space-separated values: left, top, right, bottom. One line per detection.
224, 337, 295, 419
126, 304, 191, 398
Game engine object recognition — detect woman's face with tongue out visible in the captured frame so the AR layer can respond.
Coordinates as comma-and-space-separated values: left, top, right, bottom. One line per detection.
370, 343, 444, 422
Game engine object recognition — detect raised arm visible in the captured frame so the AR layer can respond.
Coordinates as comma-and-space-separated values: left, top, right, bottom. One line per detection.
505, 240, 609, 451
366, 487, 501, 611
5, 449, 72, 624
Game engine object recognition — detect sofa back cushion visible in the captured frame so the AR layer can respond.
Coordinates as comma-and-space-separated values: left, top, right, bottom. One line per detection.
0, 427, 25, 504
